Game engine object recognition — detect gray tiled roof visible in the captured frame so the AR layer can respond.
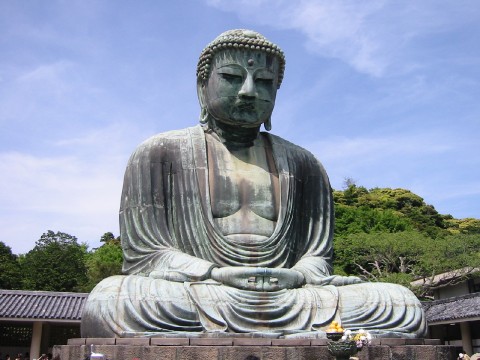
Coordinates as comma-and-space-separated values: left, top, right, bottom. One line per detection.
0, 289, 88, 321
423, 292, 480, 324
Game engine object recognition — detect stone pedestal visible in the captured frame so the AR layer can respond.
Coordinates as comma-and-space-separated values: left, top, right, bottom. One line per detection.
53, 338, 456, 360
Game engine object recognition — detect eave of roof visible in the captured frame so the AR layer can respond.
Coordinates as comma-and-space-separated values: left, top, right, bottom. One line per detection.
0, 289, 88, 321
411, 267, 480, 287
422, 292, 480, 324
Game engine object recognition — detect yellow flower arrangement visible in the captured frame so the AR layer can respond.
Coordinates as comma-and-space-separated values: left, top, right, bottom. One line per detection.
325, 321, 372, 349
326, 320, 344, 333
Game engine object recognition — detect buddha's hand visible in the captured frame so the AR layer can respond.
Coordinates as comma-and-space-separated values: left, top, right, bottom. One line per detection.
310, 275, 363, 287
210, 267, 305, 292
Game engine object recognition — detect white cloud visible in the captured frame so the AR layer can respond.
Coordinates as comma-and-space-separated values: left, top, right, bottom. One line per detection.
0, 60, 95, 129
0, 152, 121, 214
0, 123, 142, 254
18, 60, 72, 83
303, 130, 480, 219
0, 150, 122, 253
306, 131, 454, 190
204, 0, 474, 76
310, 133, 451, 163
204, 0, 390, 75
287, 1, 387, 76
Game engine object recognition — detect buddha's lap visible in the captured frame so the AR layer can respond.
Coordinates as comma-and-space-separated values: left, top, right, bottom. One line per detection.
82, 274, 425, 337
87, 274, 421, 319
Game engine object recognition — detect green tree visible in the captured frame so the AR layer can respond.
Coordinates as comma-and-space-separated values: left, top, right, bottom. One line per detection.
333, 183, 368, 206
445, 217, 480, 234
0, 241, 22, 289
100, 231, 119, 244
21, 230, 88, 292
81, 232, 123, 292
333, 231, 427, 283
334, 204, 412, 236
334, 185, 450, 238
333, 231, 480, 299
412, 234, 480, 298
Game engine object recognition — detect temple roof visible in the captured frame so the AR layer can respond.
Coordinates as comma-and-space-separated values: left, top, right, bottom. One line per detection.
423, 292, 480, 324
0, 289, 88, 321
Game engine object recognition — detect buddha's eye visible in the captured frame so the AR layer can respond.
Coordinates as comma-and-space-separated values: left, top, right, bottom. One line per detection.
220, 73, 243, 83
255, 78, 274, 87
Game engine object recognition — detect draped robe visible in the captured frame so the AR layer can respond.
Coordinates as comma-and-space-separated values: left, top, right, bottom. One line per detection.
81, 125, 426, 338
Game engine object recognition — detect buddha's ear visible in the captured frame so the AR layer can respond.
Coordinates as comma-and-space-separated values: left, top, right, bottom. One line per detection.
197, 80, 207, 109
197, 81, 209, 124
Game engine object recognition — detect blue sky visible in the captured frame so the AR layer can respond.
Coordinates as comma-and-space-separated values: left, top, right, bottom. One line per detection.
1, 0, 479, 254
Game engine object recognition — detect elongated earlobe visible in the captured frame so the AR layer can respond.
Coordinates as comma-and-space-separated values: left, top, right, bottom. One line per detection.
197, 81, 209, 125
200, 107, 209, 124
264, 117, 272, 131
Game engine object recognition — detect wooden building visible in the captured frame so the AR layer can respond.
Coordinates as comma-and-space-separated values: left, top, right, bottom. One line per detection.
413, 270, 480, 355
0, 290, 88, 359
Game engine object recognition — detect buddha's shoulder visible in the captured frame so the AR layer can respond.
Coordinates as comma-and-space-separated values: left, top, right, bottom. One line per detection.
131, 125, 202, 155
267, 133, 317, 160
139, 126, 201, 147
266, 133, 328, 176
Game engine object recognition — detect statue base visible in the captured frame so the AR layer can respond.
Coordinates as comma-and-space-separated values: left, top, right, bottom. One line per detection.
53, 338, 456, 360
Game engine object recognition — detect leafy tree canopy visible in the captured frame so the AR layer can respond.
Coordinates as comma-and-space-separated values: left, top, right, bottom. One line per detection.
0, 241, 22, 289
334, 231, 427, 281
334, 204, 412, 237
21, 230, 88, 292
100, 231, 120, 244
333, 184, 469, 237
333, 183, 480, 298
445, 218, 480, 234
81, 232, 123, 292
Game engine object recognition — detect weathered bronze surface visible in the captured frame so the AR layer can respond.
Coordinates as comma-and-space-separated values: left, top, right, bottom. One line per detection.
81, 29, 426, 338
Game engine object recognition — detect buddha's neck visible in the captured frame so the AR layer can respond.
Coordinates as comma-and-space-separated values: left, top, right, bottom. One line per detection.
208, 118, 260, 148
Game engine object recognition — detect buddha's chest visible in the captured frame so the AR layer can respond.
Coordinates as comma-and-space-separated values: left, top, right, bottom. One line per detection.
206, 134, 279, 220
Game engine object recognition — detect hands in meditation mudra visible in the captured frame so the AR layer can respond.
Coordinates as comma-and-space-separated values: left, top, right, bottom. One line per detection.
81, 29, 426, 338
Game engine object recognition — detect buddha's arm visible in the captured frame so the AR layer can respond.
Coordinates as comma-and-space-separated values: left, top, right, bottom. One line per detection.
126, 248, 218, 282
286, 156, 362, 287
120, 138, 219, 282
291, 250, 362, 286
121, 215, 218, 281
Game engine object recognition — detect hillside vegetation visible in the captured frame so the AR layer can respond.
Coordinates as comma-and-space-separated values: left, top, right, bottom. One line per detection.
333, 184, 480, 298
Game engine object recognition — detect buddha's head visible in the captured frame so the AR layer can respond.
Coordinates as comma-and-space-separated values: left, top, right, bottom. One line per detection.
197, 29, 285, 131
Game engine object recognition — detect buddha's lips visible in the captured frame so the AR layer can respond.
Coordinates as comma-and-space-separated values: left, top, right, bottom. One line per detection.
236, 102, 256, 111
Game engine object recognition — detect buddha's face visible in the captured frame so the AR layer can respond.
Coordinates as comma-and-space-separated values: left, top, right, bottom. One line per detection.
203, 50, 279, 127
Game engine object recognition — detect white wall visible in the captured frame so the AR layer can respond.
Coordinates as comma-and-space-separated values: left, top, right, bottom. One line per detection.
435, 281, 470, 299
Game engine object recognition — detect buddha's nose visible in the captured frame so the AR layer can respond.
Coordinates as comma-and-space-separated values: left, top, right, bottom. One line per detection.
238, 74, 257, 99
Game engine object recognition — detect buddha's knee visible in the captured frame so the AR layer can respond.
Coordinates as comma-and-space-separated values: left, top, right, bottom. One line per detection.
340, 282, 419, 302
89, 274, 126, 295
81, 276, 130, 336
